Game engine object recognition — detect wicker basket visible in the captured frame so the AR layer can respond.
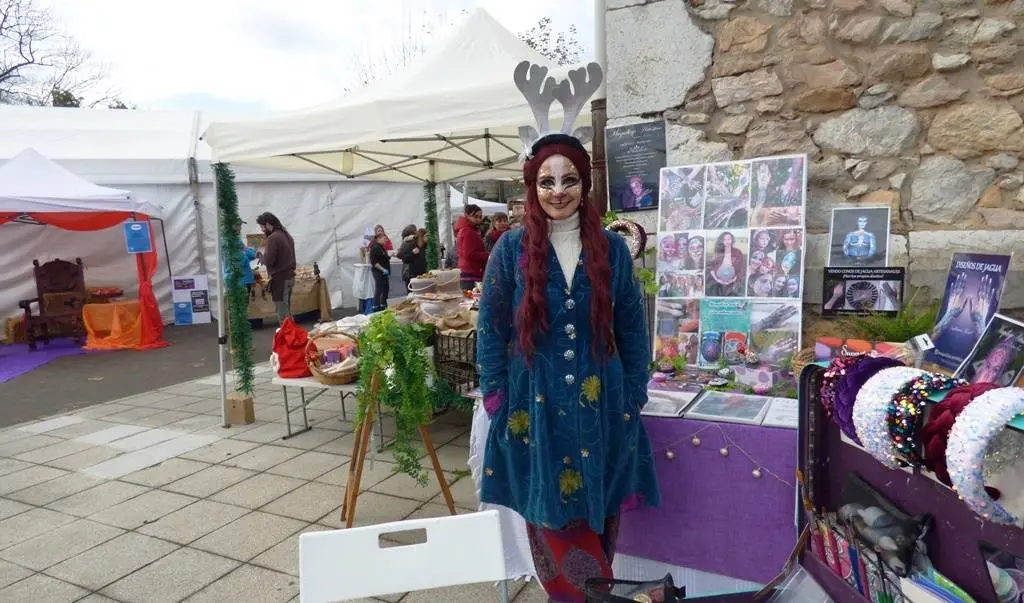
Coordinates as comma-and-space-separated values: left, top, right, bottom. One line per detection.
306, 331, 360, 385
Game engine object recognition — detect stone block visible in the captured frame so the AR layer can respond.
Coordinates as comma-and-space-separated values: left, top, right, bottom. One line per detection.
0, 518, 123, 571
928, 100, 1024, 154
744, 120, 821, 160
46, 532, 178, 591
185, 564, 298, 603
793, 88, 857, 113
137, 499, 248, 545
712, 68, 783, 107
908, 155, 995, 224
933, 53, 970, 72
665, 124, 733, 166
813, 107, 921, 156
607, 1, 714, 118
908, 230, 1024, 307
897, 75, 967, 108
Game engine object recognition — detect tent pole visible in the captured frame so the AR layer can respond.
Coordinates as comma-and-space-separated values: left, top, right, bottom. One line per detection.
153, 218, 174, 284
590, 0, 609, 215
213, 173, 229, 429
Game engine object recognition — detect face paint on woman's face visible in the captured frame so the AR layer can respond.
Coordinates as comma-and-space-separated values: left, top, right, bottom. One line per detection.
536, 154, 582, 220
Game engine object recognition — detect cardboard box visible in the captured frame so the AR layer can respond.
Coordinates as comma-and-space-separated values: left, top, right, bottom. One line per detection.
227, 393, 255, 425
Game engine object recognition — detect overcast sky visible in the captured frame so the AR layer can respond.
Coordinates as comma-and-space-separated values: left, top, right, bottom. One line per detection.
41, 0, 594, 113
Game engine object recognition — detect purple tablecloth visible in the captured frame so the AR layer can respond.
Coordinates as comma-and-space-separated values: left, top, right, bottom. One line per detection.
617, 417, 799, 584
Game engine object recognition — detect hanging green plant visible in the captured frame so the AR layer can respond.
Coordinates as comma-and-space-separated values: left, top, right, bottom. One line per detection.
214, 162, 255, 396
423, 183, 440, 270
356, 312, 436, 484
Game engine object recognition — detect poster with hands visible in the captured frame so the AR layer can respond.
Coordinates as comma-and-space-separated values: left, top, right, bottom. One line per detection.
654, 154, 806, 394
927, 252, 1011, 371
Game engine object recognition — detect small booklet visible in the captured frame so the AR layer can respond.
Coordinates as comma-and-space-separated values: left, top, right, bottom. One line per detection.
761, 397, 798, 429
642, 389, 701, 417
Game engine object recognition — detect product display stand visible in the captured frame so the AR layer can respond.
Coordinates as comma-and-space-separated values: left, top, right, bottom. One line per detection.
798, 363, 1024, 602
340, 371, 457, 528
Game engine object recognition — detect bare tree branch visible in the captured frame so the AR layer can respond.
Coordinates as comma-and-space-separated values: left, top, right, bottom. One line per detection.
1, 0, 110, 106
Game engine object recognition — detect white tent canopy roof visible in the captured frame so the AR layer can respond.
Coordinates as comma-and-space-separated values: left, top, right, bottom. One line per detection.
202, 8, 590, 183
0, 148, 161, 217
448, 186, 506, 216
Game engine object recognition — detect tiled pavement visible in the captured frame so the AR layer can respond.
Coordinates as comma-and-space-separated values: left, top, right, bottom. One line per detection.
0, 365, 544, 602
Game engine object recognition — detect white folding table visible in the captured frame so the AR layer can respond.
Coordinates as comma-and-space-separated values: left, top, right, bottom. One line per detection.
271, 376, 387, 447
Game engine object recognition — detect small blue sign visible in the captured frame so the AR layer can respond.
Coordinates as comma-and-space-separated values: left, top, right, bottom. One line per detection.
173, 302, 193, 326
123, 220, 152, 254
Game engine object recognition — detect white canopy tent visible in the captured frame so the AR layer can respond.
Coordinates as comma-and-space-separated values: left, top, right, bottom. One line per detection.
0, 148, 160, 215
448, 187, 507, 216
202, 8, 588, 184
0, 107, 425, 324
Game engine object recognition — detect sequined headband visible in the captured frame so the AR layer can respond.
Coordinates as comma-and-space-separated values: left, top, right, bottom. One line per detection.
947, 387, 1024, 525
920, 382, 999, 486
887, 373, 967, 466
832, 355, 904, 443
853, 367, 928, 468
820, 354, 867, 418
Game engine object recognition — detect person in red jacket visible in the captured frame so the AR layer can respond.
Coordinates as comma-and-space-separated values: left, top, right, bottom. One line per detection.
456, 204, 488, 291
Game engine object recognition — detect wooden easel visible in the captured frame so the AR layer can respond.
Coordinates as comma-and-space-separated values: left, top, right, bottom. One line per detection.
340, 371, 457, 527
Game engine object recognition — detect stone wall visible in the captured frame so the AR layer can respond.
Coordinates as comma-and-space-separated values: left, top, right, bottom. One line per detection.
605, 0, 1024, 306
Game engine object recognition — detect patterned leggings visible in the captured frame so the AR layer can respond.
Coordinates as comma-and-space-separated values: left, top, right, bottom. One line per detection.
526, 515, 621, 603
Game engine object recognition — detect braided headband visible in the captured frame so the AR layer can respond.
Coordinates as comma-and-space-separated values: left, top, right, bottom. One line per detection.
947, 387, 1024, 525
887, 373, 967, 466
853, 367, 928, 467
920, 383, 999, 486
833, 356, 905, 443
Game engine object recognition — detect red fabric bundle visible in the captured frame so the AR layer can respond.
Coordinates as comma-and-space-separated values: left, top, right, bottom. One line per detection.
273, 317, 312, 379
921, 382, 999, 485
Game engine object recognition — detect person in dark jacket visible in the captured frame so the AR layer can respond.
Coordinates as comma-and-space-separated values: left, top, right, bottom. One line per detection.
397, 227, 429, 290
256, 212, 296, 323
395, 224, 417, 289
455, 204, 488, 290
484, 212, 509, 252
369, 232, 391, 312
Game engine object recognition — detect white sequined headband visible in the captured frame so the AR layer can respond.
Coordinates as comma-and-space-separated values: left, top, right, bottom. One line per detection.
852, 367, 927, 468
513, 61, 603, 161
947, 387, 1024, 525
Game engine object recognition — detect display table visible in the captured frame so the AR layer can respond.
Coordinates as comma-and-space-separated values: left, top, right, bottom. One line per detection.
468, 407, 797, 588
271, 376, 392, 453
82, 300, 142, 350
618, 418, 797, 585
248, 275, 331, 323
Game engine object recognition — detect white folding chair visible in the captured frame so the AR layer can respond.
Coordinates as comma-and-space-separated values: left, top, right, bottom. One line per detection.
299, 509, 510, 603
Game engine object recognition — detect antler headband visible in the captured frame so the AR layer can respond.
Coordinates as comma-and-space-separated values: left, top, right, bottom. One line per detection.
513, 60, 603, 161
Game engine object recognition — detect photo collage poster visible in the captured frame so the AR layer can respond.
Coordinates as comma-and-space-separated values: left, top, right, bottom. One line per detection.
654, 155, 807, 389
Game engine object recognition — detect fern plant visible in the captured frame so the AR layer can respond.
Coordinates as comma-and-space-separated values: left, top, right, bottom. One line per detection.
837, 289, 938, 342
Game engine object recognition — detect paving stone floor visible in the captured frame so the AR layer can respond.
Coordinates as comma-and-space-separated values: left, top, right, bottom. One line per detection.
0, 365, 544, 602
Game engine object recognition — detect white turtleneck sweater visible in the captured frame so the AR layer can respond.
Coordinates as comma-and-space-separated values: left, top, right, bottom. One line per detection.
549, 212, 582, 288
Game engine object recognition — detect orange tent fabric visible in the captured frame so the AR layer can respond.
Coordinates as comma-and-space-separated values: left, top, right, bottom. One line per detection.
4, 211, 167, 351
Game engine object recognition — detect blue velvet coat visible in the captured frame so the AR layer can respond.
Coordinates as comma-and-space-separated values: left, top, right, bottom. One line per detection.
477, 228, 660, 534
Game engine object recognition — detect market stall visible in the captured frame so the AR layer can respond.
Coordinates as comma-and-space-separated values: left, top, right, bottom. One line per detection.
0, 148, 168, 352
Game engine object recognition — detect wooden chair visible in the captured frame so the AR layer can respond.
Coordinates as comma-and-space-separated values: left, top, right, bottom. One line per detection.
17, 258, 87, 351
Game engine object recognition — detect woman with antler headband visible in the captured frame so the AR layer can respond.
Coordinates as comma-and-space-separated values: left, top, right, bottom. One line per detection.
476, 61, 660, 602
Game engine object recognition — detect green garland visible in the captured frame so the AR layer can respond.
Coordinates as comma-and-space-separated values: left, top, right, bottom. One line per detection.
423, 183, 440, 270
356, 312, 436, 484
214, 163, 255, 396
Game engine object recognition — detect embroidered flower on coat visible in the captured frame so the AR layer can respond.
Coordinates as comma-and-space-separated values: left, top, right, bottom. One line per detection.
559, 469, 583, 500
507, 410, 530, 436
580, 376, 601, 407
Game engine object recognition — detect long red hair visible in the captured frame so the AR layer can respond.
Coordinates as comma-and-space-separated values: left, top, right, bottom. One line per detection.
517, 142, 612, 362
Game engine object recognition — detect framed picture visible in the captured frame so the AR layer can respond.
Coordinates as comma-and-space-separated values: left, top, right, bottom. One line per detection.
827, 207, 891, 268
822, 267, 905, 317
606, 121, 667, 213
955, 314, 1024, 387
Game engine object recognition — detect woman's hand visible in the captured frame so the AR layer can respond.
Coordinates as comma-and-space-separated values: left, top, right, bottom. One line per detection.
824, 282, 844, 310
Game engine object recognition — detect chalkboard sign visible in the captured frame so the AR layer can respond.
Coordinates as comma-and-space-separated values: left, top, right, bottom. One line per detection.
606, 121, 667, 213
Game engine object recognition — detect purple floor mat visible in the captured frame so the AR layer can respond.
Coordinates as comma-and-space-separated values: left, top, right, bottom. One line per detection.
0, 339, 89, 384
